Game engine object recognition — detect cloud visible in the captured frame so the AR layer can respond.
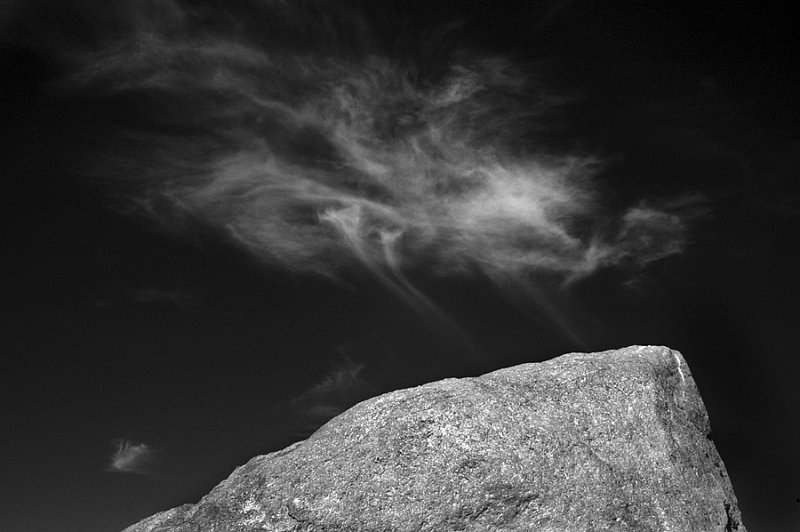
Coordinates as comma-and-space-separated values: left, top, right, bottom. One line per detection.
281, 358, 375, 435
52, 1, 703, 337
107, 439, 157, 475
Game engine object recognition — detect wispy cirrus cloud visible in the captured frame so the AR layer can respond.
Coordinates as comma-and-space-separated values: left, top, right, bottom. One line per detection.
48, 0, 705, 340
107, 439, 157, 475
281, 358, 375, 436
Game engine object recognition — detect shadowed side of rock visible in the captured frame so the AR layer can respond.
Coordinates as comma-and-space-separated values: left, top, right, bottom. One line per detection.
122, 345, 746, 531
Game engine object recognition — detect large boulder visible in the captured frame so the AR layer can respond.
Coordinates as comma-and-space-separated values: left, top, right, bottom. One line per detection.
123, 345, 746, 531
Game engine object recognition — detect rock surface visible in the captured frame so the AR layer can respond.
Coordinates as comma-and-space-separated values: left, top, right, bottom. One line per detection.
123, 346, 746, 531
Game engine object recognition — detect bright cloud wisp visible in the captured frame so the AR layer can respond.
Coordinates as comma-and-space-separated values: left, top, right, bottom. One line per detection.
107, 439, 157, 475
60, 0, 702, 337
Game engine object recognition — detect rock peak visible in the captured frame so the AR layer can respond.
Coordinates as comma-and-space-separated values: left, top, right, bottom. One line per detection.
123, 345, 746, 531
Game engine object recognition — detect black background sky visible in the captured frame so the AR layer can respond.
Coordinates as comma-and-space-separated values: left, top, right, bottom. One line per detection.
2, 1, 799, 531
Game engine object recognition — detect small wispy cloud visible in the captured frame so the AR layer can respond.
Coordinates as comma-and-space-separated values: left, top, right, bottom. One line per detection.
281, 358, 375, 435
107, 439, 157, 475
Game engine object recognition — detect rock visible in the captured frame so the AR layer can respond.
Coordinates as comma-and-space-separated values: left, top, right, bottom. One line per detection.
123, 346, 746, 531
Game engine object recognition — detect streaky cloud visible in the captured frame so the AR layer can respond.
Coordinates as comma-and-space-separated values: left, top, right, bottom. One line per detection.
107, 438, 157, 475
282, 358, 375, 435
56, 0, 705, 338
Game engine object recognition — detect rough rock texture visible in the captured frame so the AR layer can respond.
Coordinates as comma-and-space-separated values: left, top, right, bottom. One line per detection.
123, 346, 746, 531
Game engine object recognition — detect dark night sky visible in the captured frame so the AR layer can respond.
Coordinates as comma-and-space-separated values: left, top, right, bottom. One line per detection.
1, 2, 798, 531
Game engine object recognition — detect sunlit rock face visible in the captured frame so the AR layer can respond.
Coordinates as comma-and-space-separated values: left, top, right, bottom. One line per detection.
123, 346, 745, 531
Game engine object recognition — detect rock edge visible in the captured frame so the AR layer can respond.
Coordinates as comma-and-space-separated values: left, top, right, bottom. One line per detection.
123, 345, 746, 531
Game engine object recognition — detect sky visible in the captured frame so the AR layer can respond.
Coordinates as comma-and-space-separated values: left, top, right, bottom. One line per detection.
1, 1, 798, 530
